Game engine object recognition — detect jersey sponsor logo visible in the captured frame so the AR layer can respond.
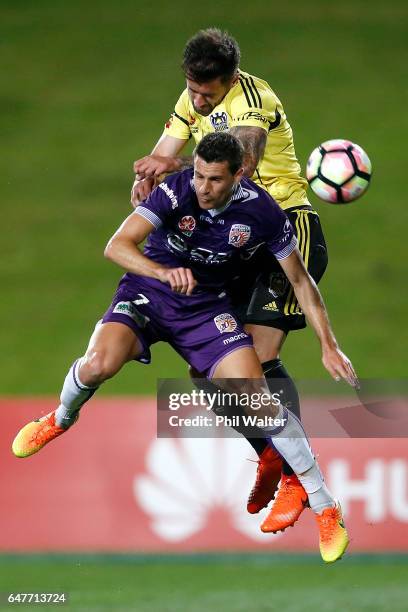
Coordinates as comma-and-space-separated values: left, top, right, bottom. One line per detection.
113, 301, 150, 327
237, 111, 269, 124
166, 232, 231, 264
210, 111, 228, 131
159, 182, 178, 209
214, 313, 238, 334
178, 215, 196, 235
228, 224, 251, 248
223, 332, 248, 345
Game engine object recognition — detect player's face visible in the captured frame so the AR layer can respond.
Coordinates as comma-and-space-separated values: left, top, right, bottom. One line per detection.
193, 156, 243, 210
186, 77, 234, 116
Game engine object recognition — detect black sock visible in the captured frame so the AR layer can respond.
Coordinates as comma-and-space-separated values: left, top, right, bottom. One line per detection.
190, 375, 269, 458
262, 358, 301, 476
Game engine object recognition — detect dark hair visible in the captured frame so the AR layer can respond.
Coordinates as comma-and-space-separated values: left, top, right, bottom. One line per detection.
194, 132, 244, 174
182, 28, 240, 83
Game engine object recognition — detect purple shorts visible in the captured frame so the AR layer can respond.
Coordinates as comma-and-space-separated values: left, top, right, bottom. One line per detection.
102, 275, 253, 378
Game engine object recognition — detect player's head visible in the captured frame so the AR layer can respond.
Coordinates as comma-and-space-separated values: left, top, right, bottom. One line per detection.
193, 132, 244, 210
182, 28, 240, 116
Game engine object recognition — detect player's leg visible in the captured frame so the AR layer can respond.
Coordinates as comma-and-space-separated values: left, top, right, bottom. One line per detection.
242, 209, 328, 509
189, 363, 283, 514
212, 346, 327, 505
247, 323, 301, 465
12, 322, 143, 458
54, 322, 143, 427
212, 346, 348, 562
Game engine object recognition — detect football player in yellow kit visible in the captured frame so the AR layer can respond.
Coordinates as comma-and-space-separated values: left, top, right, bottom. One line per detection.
132, 28, 330, 535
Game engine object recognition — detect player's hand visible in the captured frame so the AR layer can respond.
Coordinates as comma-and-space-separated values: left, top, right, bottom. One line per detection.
134, 155, 181, 179
322, 346, 359, 388
131, 177, 156, 208
158, 267, 197, 296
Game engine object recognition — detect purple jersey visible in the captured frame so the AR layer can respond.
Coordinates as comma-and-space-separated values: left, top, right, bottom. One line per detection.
132, 169, 296, 291
102, 170, 296, 376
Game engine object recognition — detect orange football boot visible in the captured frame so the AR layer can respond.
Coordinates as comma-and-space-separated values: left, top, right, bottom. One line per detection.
316, 501, 349, 563
260, 473, 308, 532
12, 411, 67, 458
247, 446, 282, 514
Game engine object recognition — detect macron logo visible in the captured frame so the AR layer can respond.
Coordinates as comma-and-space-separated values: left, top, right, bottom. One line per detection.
159, 182, 178, 209
223, 333, 248, 345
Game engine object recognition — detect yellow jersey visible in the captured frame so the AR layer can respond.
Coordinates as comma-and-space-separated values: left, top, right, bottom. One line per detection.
164, 70, 310, 211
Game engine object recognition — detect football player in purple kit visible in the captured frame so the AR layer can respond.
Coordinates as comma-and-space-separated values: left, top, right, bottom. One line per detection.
132, 28, 331, 526
13, 133, 356, 562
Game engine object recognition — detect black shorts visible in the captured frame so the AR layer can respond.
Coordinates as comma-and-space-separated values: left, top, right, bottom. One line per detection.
232, 207, 328, 334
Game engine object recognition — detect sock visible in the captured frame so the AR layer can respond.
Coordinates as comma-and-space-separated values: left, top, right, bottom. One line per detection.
263, 358, 301, 475
55, 359, 98, 428
267, 411, 335, 514
296, 463, 336, 514
267, 409, 315, 475
192, 375, 270, 457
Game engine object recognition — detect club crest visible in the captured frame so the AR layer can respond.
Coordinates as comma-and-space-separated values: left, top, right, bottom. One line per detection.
178, 216, 196, 235
228, 224, 251, 248
210, 111, 228, 131
214, 313, 238, 334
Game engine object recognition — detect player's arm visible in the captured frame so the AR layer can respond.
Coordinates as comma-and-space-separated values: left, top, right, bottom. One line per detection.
131, 134, 190, 207
104, 213, 197, 295
278, 248, 358, 387
132, 92, 194, 206
229, 126, 267, 177
135, 133, 191, 178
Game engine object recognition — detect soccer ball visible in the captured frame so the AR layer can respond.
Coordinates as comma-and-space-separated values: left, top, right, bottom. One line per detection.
306, 139, 372, 204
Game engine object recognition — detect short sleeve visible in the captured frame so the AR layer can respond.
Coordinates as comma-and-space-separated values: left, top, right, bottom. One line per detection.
135, 181, 177, 229
266, 212, 297, 260
163, 90, 192, 140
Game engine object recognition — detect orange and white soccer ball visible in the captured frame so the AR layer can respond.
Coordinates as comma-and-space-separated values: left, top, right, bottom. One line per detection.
306, 139, 372, 204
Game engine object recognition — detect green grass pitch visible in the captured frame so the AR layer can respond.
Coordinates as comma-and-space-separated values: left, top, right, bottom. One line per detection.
0, 554, 407, 611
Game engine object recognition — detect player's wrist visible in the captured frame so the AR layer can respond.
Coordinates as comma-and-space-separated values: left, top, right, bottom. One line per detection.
171, 157, 184, 171
321, 338, 339, 354
154, 266, 170, 283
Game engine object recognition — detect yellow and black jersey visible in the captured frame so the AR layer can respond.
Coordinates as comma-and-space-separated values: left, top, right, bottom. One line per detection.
164, 70, 310, 210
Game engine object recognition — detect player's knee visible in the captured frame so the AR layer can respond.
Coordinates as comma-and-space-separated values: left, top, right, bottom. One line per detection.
250, 331, 283, 363
255, 344, 280, 363
80, 350, 120, 385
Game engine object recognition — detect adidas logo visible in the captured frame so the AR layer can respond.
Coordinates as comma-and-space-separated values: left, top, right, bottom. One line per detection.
262, 301, 279, 311
133, 437, 284, 543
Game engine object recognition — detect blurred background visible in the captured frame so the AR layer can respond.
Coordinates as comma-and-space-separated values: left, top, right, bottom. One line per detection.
1, 0, 407, 610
